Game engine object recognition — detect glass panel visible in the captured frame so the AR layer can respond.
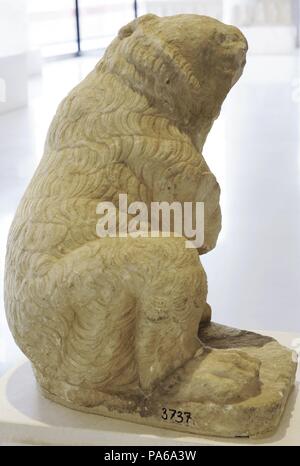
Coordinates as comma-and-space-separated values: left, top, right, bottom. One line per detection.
27, 0, 300, 59
28, 0, 77, 57
79, 0, 135, 51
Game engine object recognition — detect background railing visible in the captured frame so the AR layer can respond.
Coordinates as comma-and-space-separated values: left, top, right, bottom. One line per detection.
24, 0, 300, 58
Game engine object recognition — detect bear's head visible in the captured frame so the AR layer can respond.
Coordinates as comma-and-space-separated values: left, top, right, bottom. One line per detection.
104, 14, 247, 149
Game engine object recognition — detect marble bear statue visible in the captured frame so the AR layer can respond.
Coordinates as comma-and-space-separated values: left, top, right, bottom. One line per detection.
7, 15, 294, 438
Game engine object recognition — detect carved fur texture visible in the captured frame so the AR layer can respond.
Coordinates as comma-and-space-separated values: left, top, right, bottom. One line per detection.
5, 15, 251, 405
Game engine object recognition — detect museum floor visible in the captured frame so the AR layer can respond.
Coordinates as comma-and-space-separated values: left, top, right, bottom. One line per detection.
0, 52, 300, 373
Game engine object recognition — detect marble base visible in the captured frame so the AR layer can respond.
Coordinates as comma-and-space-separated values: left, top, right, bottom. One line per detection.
0, 327, 299, 445
37, 323, 297, 439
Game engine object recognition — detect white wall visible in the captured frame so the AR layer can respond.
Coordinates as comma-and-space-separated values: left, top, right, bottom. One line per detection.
223, 0, 297, 54
223, 0, 294, 26
142, 0, 223, 18
0, 0, 28, 114
0, 0, 28, 58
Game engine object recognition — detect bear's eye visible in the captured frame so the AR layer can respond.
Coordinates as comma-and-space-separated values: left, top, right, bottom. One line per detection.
216, 32, 226, 44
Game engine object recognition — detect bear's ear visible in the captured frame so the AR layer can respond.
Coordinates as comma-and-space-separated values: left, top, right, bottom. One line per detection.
118, 21, 136, 40
118, 14, 158, 40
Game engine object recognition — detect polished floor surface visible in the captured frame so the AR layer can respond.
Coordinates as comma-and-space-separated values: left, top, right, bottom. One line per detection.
0, 53, 300, 371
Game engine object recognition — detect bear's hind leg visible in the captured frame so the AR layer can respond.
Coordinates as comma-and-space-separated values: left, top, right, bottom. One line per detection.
33, 237, 261, 409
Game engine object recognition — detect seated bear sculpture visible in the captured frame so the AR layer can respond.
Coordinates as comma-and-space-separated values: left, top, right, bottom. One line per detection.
5, 15, 297, 438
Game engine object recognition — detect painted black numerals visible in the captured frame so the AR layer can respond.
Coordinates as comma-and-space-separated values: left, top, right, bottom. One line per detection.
161, 408, 191, 424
